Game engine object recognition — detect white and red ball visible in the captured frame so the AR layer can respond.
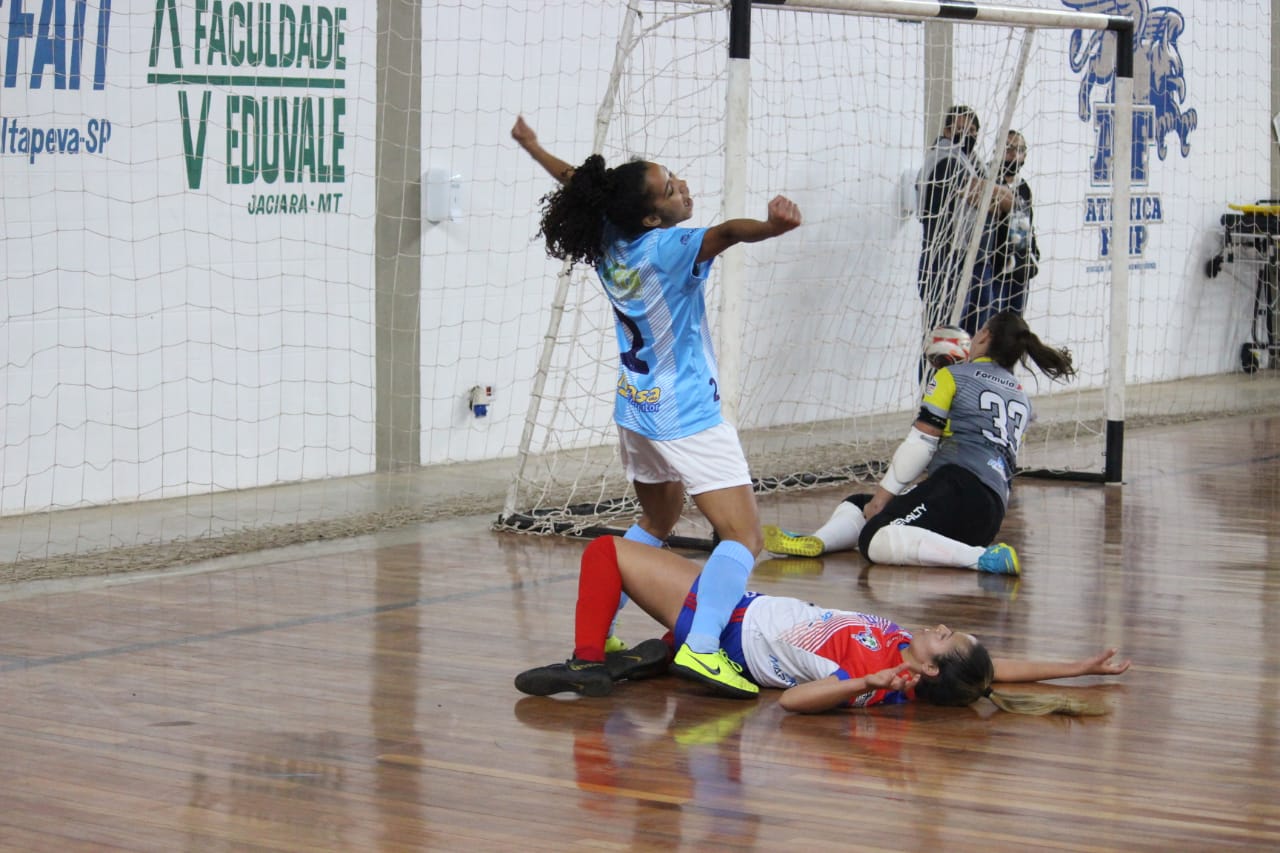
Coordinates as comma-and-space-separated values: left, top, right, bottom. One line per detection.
924, 325, 971, 368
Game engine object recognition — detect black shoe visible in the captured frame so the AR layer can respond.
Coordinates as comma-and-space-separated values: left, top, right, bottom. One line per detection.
514, 659, 613, 697
605, 638, 671, 682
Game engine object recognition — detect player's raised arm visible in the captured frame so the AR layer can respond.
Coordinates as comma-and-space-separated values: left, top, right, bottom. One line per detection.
697, 195, 802, 264
512, 115, 576, 185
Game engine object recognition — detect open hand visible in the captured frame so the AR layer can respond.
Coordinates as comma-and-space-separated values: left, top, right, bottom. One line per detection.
1079, 647, 1131, 676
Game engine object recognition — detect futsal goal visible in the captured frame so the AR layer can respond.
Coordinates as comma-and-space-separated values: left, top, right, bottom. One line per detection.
497, 0, 1138, 541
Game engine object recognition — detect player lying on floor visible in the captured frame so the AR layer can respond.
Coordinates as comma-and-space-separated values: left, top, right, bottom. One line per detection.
514, 536, 1129, 713
764, 310, 1076, 575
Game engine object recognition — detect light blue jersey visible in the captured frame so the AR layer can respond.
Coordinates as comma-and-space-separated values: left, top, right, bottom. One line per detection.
595, 222, 722, 440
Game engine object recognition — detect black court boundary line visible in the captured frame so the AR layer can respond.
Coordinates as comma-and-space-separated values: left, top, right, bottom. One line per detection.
0, 571, 580, 673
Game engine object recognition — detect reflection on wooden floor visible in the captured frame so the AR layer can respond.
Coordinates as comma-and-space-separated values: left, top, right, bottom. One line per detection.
1, 414, 1277, 851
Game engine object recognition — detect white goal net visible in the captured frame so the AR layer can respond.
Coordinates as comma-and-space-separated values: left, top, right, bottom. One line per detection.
497, 0, 1258, 538
2, 0, 1272, 576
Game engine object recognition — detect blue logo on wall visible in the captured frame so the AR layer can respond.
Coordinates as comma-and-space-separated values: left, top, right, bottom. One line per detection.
2, 0, 112, 90
0, 1, 114, 165
1064, 1, 1197, 259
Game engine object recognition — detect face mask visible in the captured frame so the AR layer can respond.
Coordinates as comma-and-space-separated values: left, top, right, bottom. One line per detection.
1002, 160, 1021, 179
956, 134, 977, 156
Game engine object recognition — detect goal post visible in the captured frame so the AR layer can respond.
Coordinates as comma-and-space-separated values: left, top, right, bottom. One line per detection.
497, 0, 1136, 541
722, 0, 1135, 487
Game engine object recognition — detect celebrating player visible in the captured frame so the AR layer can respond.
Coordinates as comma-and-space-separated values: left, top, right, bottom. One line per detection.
512, 116, 802, 699
764, 310, 1075, 574
514, 535, 1129, 713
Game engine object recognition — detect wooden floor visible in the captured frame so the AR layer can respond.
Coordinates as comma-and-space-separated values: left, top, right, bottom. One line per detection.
1, 414, 1278, 851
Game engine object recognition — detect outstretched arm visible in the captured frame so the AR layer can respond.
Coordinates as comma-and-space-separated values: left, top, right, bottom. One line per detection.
512, 115, 575, 185
991, 647, 1131, 683
696, 195, 802, 264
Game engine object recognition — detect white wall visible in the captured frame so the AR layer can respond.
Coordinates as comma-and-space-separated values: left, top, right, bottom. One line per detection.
419, 0, 630, 466
1, 1, 378, 514
0, 0, 1268, 516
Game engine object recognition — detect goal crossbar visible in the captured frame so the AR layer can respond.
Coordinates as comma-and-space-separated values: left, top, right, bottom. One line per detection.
678, 0, 1132, 34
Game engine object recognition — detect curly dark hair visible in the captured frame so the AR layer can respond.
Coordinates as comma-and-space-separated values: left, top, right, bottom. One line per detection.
536, 155, 655, 267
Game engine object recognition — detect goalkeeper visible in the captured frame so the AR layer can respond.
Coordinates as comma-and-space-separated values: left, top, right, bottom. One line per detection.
764, 311, 1074, 574
512, 115, 802, 700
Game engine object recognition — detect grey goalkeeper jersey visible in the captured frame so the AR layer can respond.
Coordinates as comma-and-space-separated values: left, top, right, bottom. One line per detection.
921, 359, 1031, 507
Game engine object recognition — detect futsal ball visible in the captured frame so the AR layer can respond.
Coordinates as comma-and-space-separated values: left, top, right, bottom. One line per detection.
924, 325, 971, 368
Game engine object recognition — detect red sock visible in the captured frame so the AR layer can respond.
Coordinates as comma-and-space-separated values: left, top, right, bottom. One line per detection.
573, 537, 623, 662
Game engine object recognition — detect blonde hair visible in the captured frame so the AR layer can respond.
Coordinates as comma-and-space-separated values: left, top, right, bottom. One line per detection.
986, 688, 1108, 716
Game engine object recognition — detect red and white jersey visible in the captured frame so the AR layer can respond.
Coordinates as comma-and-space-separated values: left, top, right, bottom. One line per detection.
741, 596, 914, 708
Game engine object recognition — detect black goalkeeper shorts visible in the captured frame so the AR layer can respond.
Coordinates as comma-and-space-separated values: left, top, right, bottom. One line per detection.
855, 464, 1004, 553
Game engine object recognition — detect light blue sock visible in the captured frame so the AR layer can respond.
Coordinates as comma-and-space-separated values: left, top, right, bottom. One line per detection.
685, 540, 755, 654
623, 524, 665, 548
612, 524, 665, 635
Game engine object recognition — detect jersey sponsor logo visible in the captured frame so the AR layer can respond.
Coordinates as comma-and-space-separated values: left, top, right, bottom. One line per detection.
1063, 0, 1197, 264
769, 656, 798, 687
972, 369, 1017, 389
617, 376, 663, 413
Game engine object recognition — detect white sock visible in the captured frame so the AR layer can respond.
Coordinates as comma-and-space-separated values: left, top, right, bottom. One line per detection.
811, 501, 867, 553
866, 525, 985, 568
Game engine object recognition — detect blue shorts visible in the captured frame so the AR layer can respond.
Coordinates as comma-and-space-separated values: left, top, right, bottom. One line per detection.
673, 575, 761, 684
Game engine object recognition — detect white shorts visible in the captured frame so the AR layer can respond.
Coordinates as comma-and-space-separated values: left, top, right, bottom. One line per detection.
617, 422, 752, 496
